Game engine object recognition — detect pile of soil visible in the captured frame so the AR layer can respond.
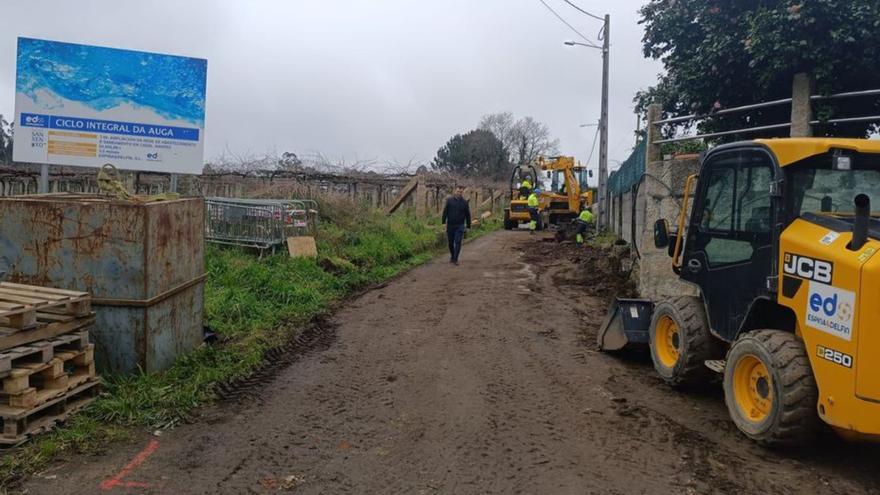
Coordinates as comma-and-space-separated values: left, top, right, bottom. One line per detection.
522, 237, 637, 300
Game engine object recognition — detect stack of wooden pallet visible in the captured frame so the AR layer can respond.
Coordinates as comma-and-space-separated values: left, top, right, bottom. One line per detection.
0, 282, 100, 446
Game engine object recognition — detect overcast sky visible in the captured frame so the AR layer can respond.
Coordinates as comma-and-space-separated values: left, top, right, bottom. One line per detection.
0, 0, 661, 176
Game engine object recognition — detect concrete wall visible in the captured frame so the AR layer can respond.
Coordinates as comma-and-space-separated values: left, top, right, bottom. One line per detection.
608, 155, 701, 300
637, 156, 701, 300
607, 188, 646, 247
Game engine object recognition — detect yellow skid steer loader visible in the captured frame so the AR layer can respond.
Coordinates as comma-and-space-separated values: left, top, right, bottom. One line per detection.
599, 138, 880, 445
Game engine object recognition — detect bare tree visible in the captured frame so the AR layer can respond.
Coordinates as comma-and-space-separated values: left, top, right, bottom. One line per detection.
298, 151, 378, 175
478, 112, 516, 153
479, 112, 559, 166
381, 155, 425, 176
204, 146, 281, 174
510, 116, 559, 166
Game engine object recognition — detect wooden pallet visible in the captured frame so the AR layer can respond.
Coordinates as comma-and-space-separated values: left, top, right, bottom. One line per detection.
0, 380, 101, 447
56, 344, 96, 390
0, 342, 95, 410
0, 282, 91, 331
0, 316, 94, 354
0, 330, 90, 377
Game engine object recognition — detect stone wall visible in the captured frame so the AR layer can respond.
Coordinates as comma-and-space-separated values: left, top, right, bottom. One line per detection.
636, 157, 701, 300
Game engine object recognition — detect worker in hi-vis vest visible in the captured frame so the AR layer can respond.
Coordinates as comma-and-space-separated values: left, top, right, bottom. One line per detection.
519, 179, 533, 199
527, 189, 541, 234
575, 207, 595, 244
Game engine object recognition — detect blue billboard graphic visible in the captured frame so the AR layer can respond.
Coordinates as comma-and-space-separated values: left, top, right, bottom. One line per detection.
13, 37, 207, 174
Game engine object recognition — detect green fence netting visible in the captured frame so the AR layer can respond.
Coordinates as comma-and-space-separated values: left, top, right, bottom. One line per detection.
608, 139, 646, 195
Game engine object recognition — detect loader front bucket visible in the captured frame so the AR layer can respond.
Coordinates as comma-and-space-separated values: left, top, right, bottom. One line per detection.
597, 298, 654, 351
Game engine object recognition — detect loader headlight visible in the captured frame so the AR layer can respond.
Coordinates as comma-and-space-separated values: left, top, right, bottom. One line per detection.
833, 154, 852, 171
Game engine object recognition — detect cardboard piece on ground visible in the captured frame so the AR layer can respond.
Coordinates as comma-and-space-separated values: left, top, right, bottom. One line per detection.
287, 236, 318, 258
480, 211, 493, 220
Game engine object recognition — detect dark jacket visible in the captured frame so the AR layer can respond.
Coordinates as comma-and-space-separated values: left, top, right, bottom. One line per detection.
442, 196, 471, 228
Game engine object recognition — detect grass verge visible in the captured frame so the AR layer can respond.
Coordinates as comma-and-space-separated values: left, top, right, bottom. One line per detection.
0, 204, 500, 490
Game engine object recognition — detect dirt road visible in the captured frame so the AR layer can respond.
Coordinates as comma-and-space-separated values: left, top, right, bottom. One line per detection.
24, 231, 880, 494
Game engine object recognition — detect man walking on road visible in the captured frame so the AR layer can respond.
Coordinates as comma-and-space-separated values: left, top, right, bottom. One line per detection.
442, 185, 471, 265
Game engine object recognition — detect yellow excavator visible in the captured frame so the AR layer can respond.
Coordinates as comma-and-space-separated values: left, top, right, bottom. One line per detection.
536, 156, 594, 225
599, 138, 880, 445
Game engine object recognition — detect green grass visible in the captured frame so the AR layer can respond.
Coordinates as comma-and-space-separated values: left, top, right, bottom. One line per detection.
0, 205, 500, 490
588, 231, 621, 249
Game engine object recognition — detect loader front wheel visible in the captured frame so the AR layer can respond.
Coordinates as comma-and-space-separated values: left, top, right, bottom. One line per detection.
649, 297, 719, 387
723, 330, 818, 446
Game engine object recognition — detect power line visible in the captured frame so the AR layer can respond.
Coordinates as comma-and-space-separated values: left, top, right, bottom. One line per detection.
561, 0, 603, 21
535, 0, 594, 46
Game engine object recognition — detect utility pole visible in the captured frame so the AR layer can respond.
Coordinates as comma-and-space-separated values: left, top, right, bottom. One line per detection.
562, 11, 611, 225
597, 14, 610, 230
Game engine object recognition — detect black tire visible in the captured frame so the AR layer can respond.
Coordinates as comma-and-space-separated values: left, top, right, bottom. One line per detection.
649, 296, 720, 387
723, 330, 819, 447
503, 210, 515, 230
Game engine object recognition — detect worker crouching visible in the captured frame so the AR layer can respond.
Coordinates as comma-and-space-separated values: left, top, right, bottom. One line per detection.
575, 207, 594, 244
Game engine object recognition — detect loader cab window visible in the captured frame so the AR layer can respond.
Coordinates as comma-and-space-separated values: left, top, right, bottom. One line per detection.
692, 152, 774, 267
786, 153, 880, 221
684, 149, 777, 340
550, 170, 574, 195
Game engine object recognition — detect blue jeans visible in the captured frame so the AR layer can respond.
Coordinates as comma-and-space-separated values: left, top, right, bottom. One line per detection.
447, 224, 466, 262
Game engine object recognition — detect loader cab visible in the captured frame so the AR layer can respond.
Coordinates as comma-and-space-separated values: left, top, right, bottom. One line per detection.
509, 165, 539, 201
659, 140, 880, 343
678, 144, 781, 343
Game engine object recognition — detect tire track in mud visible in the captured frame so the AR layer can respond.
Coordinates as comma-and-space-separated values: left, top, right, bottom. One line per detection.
214, 320, 339, 404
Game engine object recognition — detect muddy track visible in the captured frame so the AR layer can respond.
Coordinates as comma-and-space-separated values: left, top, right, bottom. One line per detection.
214, 321, 339, 404
23, 231, 880, 494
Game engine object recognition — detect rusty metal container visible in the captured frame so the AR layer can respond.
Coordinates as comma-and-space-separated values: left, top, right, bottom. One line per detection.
0, 193, 205, 374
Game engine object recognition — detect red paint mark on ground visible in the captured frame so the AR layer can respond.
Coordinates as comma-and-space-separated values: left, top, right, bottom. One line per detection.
100, 439, 159, 491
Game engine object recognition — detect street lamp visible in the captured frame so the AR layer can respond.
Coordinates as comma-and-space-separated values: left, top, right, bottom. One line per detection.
564, 13, 610, 231
565, 41, 598, 49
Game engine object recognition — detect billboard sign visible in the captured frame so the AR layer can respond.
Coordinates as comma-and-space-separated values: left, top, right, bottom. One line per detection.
13, 38, 207, 174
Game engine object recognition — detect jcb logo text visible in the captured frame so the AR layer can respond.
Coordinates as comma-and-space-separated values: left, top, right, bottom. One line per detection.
783, 253, 833, 284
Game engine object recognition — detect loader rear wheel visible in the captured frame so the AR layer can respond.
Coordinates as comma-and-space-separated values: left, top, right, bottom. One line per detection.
723, 330, 818, 447
503, 210, 515, 230
649, 297, 719, 387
